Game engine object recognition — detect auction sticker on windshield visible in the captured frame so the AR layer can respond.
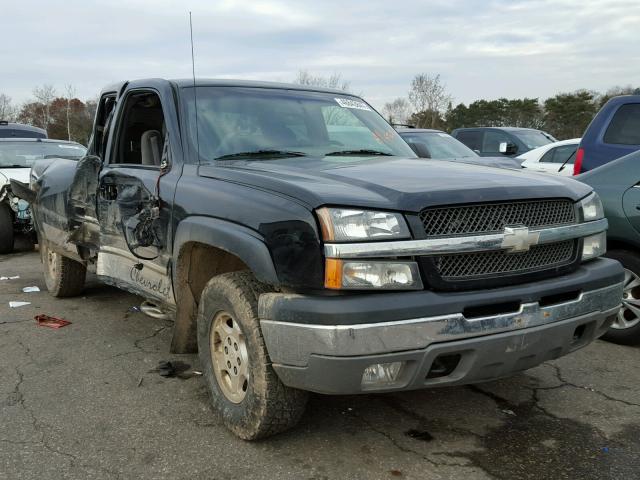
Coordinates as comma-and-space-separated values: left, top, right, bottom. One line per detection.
335, 98, 372, 111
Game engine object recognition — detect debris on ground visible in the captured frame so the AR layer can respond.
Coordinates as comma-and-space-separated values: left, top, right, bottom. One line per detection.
128, 306, 141, 313
405, 429, 434, 442
22, 286, 40, 293
502, 409, 517, 416
154, 360, 201, 380
0, 276, 20, 280
35, 314, 72, 329
9, 301, 30, 308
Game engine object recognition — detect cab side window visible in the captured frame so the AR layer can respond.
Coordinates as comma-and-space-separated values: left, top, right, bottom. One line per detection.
114, 91, 166, 166
455, 131, 482, 151
482, 131, 511, 154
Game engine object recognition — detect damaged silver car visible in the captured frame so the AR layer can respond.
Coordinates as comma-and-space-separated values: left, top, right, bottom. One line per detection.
0, 138, 86, 253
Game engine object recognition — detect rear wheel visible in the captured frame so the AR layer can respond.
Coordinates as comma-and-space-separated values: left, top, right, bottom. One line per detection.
0, 204, 14, 254
197, 271, 308, 440
602, 249, 640, 345
41, 243, 86, 297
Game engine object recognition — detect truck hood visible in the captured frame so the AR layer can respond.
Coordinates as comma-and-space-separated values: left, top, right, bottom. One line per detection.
0, 168, 31, 188
200, 156, 592, 212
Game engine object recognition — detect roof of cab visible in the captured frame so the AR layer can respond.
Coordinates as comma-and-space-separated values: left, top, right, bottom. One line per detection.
99, 78, 359, 97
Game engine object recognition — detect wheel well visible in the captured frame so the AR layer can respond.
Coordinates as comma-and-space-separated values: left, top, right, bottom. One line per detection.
171, 242, 249, 353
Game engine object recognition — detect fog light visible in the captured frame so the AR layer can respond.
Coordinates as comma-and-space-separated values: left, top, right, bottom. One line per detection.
582, 232, 606, 261
361, 361, 404, 388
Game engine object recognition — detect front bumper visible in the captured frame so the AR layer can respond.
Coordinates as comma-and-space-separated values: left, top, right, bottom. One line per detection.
259, 258, 624, 394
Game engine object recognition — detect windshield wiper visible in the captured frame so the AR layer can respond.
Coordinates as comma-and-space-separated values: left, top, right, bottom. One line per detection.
214, 150, 307, 161
325, 149, 393, 156
0, 164, 29, 168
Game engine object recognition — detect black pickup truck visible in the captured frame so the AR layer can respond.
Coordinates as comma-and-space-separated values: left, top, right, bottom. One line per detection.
28, 79, 624, 440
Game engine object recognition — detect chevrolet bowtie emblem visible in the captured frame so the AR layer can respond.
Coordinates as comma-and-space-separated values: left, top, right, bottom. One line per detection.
501, 226, 540, 252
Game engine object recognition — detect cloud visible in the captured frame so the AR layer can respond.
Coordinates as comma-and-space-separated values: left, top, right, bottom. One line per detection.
0, 0, 638, 112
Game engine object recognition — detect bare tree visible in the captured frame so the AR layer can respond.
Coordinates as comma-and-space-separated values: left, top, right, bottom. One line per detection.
0, 94, 17, 121
65, 84, 76, 141
33, 84, 57, 131
408, 74, 452, 128
383, 98, 412, 125
294, 70, 351, 92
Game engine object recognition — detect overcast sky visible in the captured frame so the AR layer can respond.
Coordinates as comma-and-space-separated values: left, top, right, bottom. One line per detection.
2, 0, 639, 110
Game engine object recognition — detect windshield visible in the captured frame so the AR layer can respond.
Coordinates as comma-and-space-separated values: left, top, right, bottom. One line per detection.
400, 132, 478, 158
184, 87, 416, 163
512, 130, 554, 149
0, 141, 86, 168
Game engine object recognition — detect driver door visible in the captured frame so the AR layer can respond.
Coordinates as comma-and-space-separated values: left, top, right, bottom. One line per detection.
94, 88, 179, 306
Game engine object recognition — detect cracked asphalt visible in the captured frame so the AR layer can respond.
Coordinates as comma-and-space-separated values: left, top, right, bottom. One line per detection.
1, 248, 640, 480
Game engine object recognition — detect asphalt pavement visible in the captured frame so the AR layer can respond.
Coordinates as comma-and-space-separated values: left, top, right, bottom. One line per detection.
1, 248, 639, 480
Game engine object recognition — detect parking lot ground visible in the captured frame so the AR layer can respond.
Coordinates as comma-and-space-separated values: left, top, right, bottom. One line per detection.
1, 249, 640, 480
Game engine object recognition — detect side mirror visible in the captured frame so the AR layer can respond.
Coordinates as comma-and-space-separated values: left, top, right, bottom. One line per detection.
499, 142, 518, 155
407, 142, 431, 158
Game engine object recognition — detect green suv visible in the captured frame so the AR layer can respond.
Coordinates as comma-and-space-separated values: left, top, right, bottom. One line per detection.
579, 151, 640, 344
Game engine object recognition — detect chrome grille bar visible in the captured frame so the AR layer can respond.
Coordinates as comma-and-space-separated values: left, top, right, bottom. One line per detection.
324, 218, 607, 259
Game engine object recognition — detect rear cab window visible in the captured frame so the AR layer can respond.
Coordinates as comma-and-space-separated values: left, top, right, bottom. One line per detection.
603, 103, 640, 145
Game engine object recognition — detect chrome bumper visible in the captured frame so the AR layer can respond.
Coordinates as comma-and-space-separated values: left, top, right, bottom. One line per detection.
260, 281, 623, 367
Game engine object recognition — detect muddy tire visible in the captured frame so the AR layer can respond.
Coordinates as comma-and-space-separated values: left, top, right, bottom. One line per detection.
41, 243, 86, 297
197, 271, 308, 440
0, 203, 14, 254
602, 249, 640, 345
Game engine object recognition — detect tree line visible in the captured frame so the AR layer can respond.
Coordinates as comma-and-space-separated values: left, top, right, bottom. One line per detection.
0, 85, 96, 145
2, 74, 638, 144
383, 75, 639, 140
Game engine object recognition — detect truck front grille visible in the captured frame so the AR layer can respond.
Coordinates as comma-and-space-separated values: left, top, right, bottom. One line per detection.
434, 240, 576, 279
419, 199, 576, 237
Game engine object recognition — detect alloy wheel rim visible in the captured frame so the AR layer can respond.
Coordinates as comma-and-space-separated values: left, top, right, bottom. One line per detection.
612, 268, 640, 330
210, 311, 249, 403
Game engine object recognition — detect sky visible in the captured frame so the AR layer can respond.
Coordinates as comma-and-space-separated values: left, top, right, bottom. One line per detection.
1, 0, 639, 111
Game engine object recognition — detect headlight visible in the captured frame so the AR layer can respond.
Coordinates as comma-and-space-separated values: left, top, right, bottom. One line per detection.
582, 232, 606, 261
579, 192, 604, 222
317, 207, 410, 242
325, 259, 423, 290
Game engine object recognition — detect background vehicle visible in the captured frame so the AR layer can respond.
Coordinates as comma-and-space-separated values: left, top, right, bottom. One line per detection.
574, 95, 640, 175
518, 138, 580, 176
30, 79, 622, 440
579, 151, 640, 345
396, 128, 522, 169
0, 121, 47, 139
0, 138, 86, 253
452, 127, 556, 157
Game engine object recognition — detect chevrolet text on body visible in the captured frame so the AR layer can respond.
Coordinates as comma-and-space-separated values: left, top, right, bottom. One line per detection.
27, 79, 623, 440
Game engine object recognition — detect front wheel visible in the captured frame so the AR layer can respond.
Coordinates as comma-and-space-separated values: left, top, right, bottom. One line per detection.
197, 271, 308, 440
0, 203, 14, 254
602, 249, 640, 345
41, 243, 87, 297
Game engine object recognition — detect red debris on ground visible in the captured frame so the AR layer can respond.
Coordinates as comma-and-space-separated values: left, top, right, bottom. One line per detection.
34, 314, 72, 329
